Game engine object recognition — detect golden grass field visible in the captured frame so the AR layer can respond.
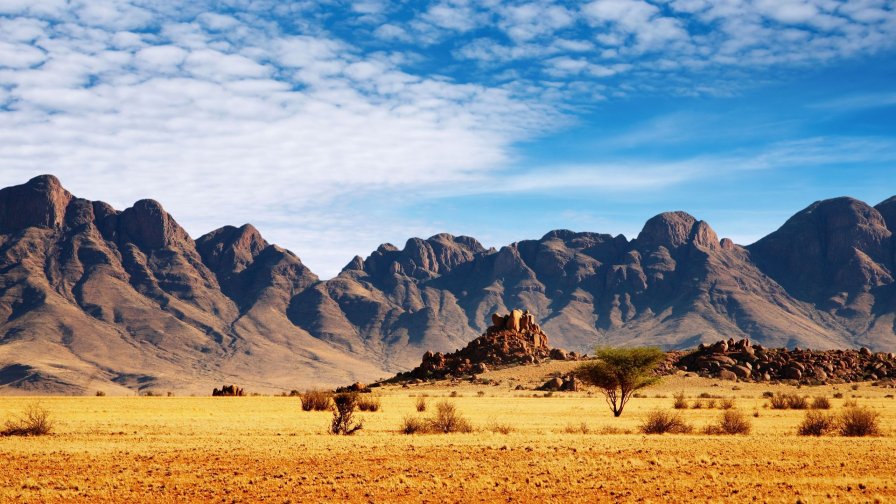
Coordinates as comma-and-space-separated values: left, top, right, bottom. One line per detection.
2, 365, 895, 503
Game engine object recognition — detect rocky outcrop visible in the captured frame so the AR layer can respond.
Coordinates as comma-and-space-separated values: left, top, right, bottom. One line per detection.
0, 175, 72, 232
675, 338, 896, 384
394, 310, 577, 381
212, 384, 245, 396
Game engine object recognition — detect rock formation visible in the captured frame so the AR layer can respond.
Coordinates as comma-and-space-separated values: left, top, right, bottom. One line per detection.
394, 310, 578, 381
675, 338, 896, 384
212, 384, 245, 396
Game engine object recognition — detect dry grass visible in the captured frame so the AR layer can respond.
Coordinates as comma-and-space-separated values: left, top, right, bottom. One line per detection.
300, 389, 332, 412
0, 375, 895, 502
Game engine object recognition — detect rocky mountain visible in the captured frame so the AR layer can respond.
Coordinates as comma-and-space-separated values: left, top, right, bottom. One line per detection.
2, 174, 896, 394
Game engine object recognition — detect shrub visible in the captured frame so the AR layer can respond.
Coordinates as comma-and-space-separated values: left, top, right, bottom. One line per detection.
851, 384, 860, 391
486, 421, 515, 434
429, 401, 472, 433
357, 395, 381, 412
691, 401, 702, 409
769, 393, 808, 410
705, 399, 716, 409
95, 390, 106, 397
838, 406, 880, 437
719, 398, 735, 410
769, 393, 789, 409
449, 391, 458, 398
787, 395, 809, 410
1, 403, 53, 437
704, 410, 751, 435
811, 396, 831, 410
698, 392, 714, 399
562, 422, 590, 434
673, 392, 688, 409
833, 392, 844, 399
300, 390, 332, 412
762, 391, 774, 399
415, 396, 427, 412
797, 410, 835, 436
329, 393, 363, 435
400, 415, 428, 434
640, 410, 693, 434
477, 390, 486, 397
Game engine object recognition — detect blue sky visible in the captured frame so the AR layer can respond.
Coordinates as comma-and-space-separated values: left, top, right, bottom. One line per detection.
0, 1, 894, 277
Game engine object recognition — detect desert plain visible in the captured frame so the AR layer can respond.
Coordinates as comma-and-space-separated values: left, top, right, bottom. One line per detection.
1, 363, 895, 503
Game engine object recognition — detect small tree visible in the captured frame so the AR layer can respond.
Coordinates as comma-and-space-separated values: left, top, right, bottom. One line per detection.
576, 347, 665, 417
330, 393, 363, 435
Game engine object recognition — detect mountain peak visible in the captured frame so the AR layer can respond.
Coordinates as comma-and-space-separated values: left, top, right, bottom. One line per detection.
0, 173, 73, 232
119, 198, 190, 250
637, 211, 698, 248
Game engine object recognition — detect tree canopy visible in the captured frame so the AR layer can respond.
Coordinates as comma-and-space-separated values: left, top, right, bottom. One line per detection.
576, 346, 666, 417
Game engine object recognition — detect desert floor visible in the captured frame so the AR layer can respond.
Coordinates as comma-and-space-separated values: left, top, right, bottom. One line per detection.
1, 366, 895, 503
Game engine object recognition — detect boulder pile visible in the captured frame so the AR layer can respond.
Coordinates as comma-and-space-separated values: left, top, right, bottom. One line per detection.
675, 338, 896, 384
212, 384, 245, 396
395, 309, 579, 381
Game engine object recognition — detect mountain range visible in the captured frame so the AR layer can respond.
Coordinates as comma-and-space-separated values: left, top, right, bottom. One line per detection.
2, 174, 896, 394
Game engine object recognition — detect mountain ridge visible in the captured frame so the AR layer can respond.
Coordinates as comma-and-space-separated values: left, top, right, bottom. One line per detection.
2, 174, 896, 394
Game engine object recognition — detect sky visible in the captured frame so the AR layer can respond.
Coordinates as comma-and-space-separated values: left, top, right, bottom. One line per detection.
0, 0, 894, 278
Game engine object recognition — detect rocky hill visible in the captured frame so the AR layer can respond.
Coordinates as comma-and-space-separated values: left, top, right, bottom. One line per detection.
2, 174, 896, 394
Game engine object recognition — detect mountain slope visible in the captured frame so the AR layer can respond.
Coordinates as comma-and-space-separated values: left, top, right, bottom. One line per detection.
2, 174, 896, 394
0, 176, 380, 394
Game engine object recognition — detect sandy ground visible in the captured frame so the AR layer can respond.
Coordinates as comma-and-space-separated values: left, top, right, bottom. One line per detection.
1, 370, 895, 503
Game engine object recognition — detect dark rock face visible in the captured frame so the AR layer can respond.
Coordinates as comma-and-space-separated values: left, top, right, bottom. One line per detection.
749, 197, 893, 305
0, 175, 72, 232
675, 338, 896, 384
394, 310, 576, 381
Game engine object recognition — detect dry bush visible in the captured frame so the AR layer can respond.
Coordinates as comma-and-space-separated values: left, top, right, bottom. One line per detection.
704, 410, 751, 435
797, 411, 836, 436
1, 403, 53, 437
769, 393, 789, 409
95, 390, 106, 397
787, 395, 809, 410
719, 398, 735, 410
400, 415, 428, 435
769, 393, 808, 410
762, 391, 774, 399
357, 395, 381, 412
329, 393, 363, 435
415, 396, 427, 412
705, 399, 716, 409
690, 401, 702, 409
300, 390, 332, 412
562, 422, 591, 434
811, 396, 831, 410
486, 421, 515, 434
673, 392, 688, 409
640, 410, 693, 434
833, 392, 844, 399
839, 406, 880, 437
429, 401, 472, 433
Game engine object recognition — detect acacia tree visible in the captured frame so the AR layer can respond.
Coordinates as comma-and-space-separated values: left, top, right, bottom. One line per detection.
576, 347, 666, 417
